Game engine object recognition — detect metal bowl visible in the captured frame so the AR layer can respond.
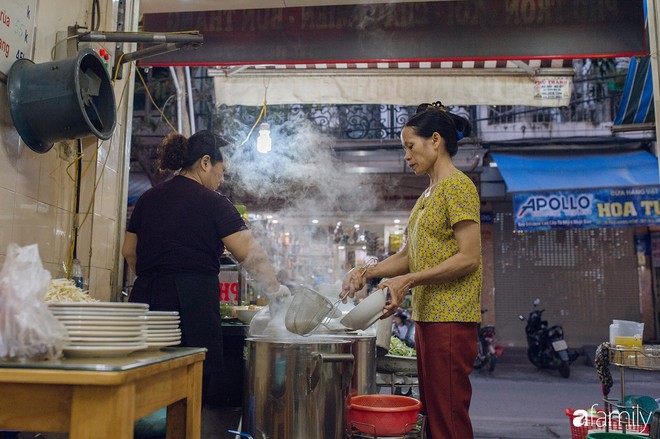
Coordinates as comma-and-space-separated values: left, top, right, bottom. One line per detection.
376, 354, 418, 374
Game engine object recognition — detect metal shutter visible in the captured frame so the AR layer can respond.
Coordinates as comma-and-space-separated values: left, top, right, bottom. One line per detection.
492, 205, 640, 347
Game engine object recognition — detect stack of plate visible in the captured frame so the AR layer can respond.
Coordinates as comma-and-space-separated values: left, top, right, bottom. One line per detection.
145, 311, 181, 350
48, 302, 149, 358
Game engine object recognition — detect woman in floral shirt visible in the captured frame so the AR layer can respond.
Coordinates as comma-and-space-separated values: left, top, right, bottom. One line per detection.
344, 102, 482, 438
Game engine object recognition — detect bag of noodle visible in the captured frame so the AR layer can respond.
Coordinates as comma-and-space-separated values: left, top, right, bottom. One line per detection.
0, 243, 67, 361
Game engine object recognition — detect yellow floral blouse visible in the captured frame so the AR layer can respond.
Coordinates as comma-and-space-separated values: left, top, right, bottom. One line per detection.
407, 170, 482, 322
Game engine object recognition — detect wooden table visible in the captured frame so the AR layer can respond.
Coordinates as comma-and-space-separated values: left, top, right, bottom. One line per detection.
0, 347, 206, 438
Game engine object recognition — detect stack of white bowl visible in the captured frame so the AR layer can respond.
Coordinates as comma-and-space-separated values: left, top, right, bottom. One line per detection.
48, 302, 149, 358
145, 311, 181, 350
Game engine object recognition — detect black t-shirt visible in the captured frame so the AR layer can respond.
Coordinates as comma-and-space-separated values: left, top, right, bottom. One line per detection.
127, 175, 247, 276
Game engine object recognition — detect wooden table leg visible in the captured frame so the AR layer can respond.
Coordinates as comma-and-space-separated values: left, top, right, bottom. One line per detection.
186, 361, 203, 438
166, 361, 203, 439
69, 383, 136, 439
166, 400, 186, 439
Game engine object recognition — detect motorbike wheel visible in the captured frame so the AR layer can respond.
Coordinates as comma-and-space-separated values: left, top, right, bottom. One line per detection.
487, 354, 496, 372
559, 360, 570, 378
527, 349, 542, 368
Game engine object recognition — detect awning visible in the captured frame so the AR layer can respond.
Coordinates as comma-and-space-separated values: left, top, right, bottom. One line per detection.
612, 0, 655, 132
491, 150, 660, 193
143, 0, 647, 107
213, 67, 574, 106
612, 56, 655, 129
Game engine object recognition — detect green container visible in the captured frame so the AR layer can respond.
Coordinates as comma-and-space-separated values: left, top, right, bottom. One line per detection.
586, 432, 648, 439
134, 408, 166, 438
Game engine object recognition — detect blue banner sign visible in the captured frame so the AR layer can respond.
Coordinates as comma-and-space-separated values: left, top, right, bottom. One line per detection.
513, 186, 660, 231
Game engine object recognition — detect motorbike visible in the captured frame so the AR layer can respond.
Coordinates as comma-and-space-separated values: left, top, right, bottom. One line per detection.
519, 298, 577, 378
474, 309, 499, 373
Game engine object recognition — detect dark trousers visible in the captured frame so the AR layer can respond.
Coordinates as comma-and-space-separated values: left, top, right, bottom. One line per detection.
130, 272, 224, 404
415, 321, 478, 439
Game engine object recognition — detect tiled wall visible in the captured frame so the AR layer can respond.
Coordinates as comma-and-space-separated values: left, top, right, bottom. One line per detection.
0, 0, 137, 300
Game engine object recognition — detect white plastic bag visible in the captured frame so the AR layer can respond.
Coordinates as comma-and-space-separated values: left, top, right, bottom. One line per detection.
0, 243, 67, 361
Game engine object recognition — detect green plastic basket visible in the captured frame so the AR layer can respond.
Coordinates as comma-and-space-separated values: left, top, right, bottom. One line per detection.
586, 432, 648, 439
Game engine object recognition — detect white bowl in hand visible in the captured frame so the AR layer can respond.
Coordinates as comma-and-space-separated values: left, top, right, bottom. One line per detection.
340, 288, 387, 330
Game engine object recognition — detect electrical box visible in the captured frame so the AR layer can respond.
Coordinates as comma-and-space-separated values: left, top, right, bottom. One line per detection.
55, 29, 114, 77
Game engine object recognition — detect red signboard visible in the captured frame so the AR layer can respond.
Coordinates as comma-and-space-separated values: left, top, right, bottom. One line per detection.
219, 281, 239, 304
219, 270, 239, 304
142, 0, 646, 66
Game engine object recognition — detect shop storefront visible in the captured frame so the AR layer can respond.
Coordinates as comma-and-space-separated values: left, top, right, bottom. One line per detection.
492, 205, 644, 347
489, 149, 660, 347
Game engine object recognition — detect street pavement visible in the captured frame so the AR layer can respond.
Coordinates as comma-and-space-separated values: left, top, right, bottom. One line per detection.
470, 347, 660, 439
206, 348, 660, 439
22, 347, 656, 439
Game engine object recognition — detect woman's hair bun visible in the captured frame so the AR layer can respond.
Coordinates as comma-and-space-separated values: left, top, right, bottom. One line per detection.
158, 132, 189, 171
415, 101, 446, 115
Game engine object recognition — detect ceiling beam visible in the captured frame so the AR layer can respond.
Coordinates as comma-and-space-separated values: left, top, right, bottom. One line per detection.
140, 0, 453, 14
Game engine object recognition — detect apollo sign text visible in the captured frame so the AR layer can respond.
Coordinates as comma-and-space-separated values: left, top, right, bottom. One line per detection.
513, 186, 660, 231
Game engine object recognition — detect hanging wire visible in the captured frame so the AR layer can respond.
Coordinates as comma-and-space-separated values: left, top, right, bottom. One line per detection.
240, 82, 269, 146
64, 56, 135, 277
53, 39, 183, 279
135, 66, 178, 132
49, 34, 80, 61
90, 0, 101, 31
79, 58, 135, 232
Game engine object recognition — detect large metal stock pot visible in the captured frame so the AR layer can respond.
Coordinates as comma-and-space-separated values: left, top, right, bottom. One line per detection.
325, 333, 377, 395
350, 334, 377, 395
243, 337, 354, 439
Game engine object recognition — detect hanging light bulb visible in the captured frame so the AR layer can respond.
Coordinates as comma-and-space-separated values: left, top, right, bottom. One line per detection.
256, 122, 271, 154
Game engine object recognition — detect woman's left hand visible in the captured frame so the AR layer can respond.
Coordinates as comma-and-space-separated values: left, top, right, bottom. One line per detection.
380, 274, 414, 317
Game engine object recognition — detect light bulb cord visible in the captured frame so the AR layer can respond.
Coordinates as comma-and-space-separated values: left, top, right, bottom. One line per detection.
241, 90, 269, 146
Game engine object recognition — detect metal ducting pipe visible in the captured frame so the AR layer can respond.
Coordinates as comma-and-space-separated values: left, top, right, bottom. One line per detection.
185, 67, 196, 133
7, 48, 117, 153
168, 66, 183, 133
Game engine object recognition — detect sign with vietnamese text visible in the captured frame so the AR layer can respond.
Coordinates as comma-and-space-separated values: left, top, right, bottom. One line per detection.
141, 0, 645, 66
0, 0, 37, 77
513, 186, 660, 231
534, 77, 571, 101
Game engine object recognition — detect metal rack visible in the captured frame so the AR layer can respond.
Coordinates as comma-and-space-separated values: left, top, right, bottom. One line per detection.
346, 421, 421, 438
376, 371, 419, 395
604, 345, 660, 434
376, 354, 418, 391
610, 346, 660, 370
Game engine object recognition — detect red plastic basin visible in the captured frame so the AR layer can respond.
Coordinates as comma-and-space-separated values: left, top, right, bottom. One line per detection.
347, 394, 422, 436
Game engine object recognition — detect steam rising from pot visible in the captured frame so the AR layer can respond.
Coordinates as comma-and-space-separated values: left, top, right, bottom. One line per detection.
221, 118, 387, 337
224, 119, 379, 217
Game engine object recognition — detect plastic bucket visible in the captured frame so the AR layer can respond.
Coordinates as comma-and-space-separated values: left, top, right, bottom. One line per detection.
347, 394, 422, 436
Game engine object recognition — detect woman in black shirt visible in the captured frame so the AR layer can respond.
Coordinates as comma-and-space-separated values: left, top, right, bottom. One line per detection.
122, 130, 287, 402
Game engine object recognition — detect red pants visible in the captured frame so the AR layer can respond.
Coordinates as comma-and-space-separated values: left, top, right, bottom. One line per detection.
414, 321, 478, 439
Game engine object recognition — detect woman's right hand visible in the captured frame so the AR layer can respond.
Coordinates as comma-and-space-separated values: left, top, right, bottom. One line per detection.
341, 267, 366, 301
341, 257, 379, 302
